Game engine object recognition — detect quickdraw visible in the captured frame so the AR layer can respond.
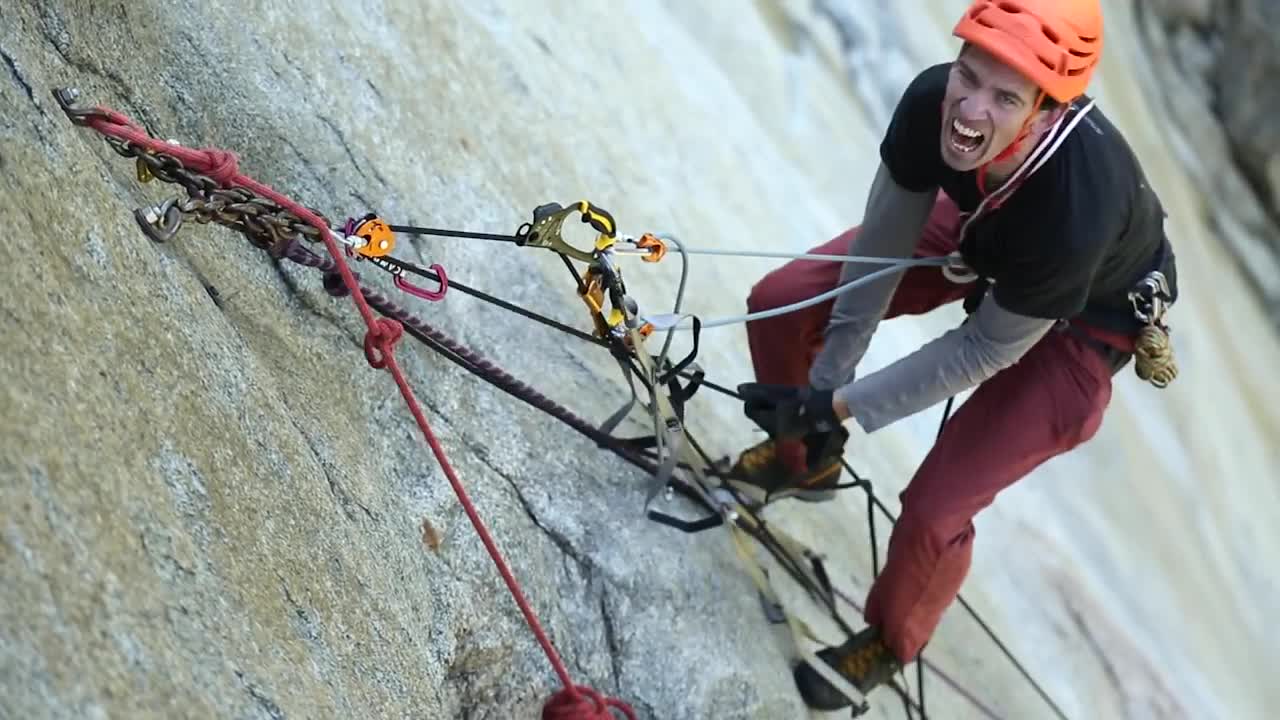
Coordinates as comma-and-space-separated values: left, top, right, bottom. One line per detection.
54, 86, 1074, 720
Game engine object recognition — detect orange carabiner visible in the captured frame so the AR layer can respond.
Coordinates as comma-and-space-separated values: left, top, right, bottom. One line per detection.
636, 233, 667, 263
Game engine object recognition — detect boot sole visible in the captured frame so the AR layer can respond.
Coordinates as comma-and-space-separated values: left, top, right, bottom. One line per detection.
768, 487, 836, 503
721, 480, 836, 506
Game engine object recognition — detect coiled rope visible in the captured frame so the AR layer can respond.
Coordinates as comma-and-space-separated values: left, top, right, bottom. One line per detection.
1135, 324, 1177, 387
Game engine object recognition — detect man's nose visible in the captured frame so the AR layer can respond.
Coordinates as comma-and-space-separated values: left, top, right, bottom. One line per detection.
956, 94, 989, 119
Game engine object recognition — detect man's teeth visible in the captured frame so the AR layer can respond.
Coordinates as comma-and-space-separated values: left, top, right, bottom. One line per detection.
952, 118, 982, 138
950, 118, 984, 154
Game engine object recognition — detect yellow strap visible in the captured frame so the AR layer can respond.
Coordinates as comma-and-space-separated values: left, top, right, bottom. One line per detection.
727, 520, 869, 708
621, 318, 869, 710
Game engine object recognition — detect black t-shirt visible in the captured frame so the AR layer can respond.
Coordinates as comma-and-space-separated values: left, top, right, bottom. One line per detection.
880, 63, 1177, 335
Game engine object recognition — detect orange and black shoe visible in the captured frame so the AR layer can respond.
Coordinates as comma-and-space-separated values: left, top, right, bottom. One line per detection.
724, 427, 848, 505
793, 625, 902, 710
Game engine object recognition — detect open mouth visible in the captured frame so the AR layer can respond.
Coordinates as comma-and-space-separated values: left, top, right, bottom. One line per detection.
948, 117, 985, 154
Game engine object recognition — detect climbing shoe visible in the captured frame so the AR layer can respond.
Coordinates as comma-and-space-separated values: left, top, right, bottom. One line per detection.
724, 426, 848, 504
793, 625, 902, 711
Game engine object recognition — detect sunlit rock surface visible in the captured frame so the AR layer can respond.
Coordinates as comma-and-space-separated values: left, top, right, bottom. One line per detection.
1, 1, 1276, 718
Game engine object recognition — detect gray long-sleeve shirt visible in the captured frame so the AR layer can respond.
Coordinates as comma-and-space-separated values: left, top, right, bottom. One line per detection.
807, 163, 1055, 434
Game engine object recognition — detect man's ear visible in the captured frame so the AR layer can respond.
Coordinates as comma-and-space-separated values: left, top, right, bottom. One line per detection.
1029, 102, 1062, 136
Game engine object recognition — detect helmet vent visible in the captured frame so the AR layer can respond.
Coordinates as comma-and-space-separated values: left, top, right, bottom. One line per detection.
953, 0, 1102, 100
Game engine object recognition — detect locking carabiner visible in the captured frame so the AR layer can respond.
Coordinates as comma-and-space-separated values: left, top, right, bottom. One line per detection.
1128, 270, 1172, 326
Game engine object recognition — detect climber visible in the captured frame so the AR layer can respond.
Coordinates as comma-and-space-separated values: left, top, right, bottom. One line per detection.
726, 0, 1179, 711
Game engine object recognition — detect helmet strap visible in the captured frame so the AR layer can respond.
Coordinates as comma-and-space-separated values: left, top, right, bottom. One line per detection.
977, 90, 1050, 197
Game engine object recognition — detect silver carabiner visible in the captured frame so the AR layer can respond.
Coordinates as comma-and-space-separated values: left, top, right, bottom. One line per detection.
1128, 271, 1172, 325
941, 250, 979, 284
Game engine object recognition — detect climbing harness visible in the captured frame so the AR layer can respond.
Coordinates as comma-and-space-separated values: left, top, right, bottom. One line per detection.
54, 87, 1079, 720
939, 94, 1181, 391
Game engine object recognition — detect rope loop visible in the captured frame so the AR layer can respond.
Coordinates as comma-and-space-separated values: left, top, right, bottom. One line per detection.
542, 685, 637, 720
363, 317, 404, 368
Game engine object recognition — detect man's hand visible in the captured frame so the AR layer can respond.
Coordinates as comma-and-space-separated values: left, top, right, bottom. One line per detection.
737, 383, 841, 439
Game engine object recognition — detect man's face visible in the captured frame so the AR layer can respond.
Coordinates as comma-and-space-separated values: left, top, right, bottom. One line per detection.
940, 45, 1044, 172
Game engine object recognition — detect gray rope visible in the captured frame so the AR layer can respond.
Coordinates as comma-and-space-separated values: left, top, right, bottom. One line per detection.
643, 256, 949, 331
613, 244, 952, 266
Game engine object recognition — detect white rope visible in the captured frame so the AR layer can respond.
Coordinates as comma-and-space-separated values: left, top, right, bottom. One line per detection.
614, 243, 954, 266
957, 99, 1097, 241
642, 257, 945, 331
628, 102, 1097, 333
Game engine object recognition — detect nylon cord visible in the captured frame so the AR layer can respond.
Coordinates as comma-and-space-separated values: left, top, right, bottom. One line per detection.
376, 243, 1067, 720
371, 243, 1068, 720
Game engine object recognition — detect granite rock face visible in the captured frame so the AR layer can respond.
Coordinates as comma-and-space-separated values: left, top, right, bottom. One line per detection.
3, 2, 1279, 720
0, 2, 806, 718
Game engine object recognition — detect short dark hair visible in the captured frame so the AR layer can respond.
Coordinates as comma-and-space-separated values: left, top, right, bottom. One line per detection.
957, 41, 1064, 111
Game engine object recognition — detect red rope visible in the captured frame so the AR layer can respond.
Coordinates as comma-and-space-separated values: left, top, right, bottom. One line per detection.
78, 105, 634, 720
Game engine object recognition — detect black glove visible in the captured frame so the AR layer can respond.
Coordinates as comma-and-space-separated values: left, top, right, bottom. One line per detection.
737, 383, 840, 439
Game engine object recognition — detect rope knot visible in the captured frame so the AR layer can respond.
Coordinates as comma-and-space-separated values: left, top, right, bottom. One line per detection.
202, 148, 241, 186
542, 685, 636, 720
363, 317, 404, 369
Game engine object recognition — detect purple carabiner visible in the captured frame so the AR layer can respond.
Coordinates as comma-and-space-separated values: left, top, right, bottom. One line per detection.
394, 264, 448, 302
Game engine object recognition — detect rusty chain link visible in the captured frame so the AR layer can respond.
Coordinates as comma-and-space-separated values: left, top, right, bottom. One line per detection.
107, 136, 328, 256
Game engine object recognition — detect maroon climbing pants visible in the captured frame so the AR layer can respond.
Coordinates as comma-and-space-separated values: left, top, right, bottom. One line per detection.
744, 193, 1119, 664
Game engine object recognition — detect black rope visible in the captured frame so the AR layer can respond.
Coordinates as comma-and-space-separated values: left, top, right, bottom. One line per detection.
838, 453, 1069, 720
376, 256, 747, 405
388, 223, 523, 244
592, 334, 1059, 719
379, 256, 607, 347
868, 490, 881, 579
349, 238, 1069, 720
671, 378, 1032, 703
364, 289, 852, 643
688, 366, 1064, 720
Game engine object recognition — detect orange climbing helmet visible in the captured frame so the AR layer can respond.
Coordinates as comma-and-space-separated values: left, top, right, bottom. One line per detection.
953, 0, 1104, 103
